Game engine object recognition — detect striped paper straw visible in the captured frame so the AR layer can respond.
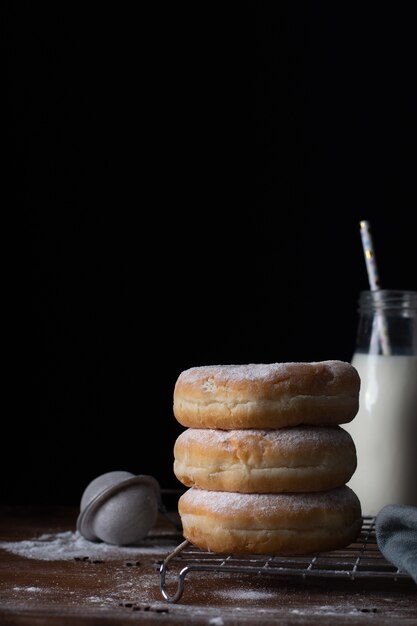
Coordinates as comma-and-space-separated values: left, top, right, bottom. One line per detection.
359, 220, 391, 355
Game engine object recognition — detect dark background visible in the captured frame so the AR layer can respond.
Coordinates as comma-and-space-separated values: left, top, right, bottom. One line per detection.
4, 3, 417, 506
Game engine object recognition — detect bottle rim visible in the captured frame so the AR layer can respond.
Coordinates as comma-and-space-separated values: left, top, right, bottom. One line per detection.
358, 289, 417, 310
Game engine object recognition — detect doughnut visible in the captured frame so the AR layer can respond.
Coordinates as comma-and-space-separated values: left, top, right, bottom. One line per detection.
174, 426, 357, 493
178, 486, 362, 555
173, 361, 360, 429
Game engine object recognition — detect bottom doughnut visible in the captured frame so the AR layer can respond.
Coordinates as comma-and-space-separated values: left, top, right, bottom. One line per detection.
178, 486, 362, 555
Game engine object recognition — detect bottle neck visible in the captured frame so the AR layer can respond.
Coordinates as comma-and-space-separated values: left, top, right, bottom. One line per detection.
358, 289, 417, 314
355, 290, 417, 356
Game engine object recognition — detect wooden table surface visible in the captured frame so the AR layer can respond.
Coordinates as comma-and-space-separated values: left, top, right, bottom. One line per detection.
0, 506, 416, 625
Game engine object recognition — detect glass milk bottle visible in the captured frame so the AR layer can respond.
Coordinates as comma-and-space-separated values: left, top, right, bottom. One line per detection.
345, 290, 417, 516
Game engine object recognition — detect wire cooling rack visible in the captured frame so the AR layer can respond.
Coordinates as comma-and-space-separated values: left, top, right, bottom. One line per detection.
159, 517, 410, 603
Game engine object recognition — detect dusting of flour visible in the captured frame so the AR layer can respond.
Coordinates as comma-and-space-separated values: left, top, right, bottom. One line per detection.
0, 531, 175, 561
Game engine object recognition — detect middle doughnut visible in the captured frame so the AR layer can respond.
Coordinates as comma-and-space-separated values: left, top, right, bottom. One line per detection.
174, 426, 357, 493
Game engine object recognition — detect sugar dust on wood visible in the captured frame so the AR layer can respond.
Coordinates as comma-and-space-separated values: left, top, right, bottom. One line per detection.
0, 531, 178, 561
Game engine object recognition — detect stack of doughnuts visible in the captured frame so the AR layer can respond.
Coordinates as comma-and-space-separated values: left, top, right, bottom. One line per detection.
173, 361, 362, 555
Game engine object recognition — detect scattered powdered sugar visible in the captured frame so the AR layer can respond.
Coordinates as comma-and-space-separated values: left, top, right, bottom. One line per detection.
291, 606, 361, 616
0, 531, 176, 561
88, 595, 112, 604
215, 588, 277, 601
208, 618, 225, 625
13, 586, 44, 593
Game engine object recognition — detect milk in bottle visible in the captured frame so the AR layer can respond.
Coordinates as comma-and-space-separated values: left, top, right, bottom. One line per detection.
345, 290, 417, 516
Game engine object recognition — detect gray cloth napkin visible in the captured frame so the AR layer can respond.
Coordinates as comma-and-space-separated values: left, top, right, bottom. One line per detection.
375, 504, 417, 584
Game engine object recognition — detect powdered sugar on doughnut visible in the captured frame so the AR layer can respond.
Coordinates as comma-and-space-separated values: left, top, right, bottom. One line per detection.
173, 361, 360, 429
180, 486, 359, 517
178, 426, 353, 452
176, 361, 356, 387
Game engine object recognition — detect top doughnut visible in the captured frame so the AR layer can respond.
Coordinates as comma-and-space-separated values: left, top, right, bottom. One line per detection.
173, 361, 360, 429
